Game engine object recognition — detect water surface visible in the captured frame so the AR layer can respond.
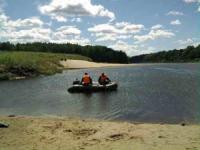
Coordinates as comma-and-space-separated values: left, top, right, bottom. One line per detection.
0, 63, 200, 124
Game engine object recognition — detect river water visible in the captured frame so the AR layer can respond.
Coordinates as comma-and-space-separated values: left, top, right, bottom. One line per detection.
0, 63, 200, 124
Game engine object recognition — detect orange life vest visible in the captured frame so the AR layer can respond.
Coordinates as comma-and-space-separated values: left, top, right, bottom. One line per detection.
82, 75, 91, 84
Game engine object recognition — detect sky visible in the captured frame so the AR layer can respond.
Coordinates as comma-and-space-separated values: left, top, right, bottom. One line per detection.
0, 0, 199, 56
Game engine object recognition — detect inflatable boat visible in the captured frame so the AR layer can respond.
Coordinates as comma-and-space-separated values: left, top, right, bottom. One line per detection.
68, 82, 118, 93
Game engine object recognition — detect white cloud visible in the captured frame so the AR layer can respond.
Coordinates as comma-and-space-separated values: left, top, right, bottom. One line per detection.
0, 12, 48, 43
183, 0, 200, 3
89, 23, 119, 34
170, 19, 181, 25
0, 13, 44, 33
1, 28, 51, 43
7, 17, 44, 30
50, 37, 90, 46
166, 11, 184, 16
0, 12, 90, 45
115, 22, 145, 34
134, 29, 175, 43
0, 14, 8, 30
39, 0, 115, 22
111, 41, 137, 56
71, 17, 82, 23
56, 26, 81, 35
177, 38, 200, 48
109, 40, 138, 54
88, 22, 144, 42
109, 40, 156, 56
177, 38, 194, 45
183, 0, 200, 12
151, 24, 163, 30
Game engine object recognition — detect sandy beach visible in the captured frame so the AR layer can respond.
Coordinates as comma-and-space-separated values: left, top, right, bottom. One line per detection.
0, 116, 200, 150
60, 59, 135, 69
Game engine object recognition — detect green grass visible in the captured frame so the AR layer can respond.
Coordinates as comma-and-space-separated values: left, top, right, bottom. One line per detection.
0, 51, 92, 77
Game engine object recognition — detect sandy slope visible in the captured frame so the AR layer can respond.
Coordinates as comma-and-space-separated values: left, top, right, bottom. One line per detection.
60, 59, 134, 69
0, 116, 200, 150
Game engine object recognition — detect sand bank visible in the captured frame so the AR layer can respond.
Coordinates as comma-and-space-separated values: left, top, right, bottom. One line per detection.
60, 59, 134, 69
0, 116, 199, 150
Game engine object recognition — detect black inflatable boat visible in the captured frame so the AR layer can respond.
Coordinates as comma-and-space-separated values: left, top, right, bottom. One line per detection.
68, 82, 118, 93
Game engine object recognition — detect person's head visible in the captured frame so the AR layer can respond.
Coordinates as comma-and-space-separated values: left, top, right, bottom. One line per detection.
101, 73, 105, 76
84, 72, 88, 75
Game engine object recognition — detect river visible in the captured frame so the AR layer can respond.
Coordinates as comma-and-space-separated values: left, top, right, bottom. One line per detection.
0, 63, 200, 124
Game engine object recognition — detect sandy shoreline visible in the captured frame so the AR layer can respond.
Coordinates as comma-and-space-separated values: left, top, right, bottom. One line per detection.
0, 116, 200, 150
60, 59, 135, 69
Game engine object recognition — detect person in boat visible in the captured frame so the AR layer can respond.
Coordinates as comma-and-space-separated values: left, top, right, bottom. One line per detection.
98, 73, 111, 85
73, 78, 81, 85
81, 73, 92, 86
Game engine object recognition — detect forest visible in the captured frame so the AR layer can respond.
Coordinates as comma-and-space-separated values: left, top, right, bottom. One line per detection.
1, 42, 200, 64
0, 42, 129, 64
130, 45, 200, 63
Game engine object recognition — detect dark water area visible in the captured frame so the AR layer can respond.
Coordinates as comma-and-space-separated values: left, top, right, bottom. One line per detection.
0, 63, 200, 124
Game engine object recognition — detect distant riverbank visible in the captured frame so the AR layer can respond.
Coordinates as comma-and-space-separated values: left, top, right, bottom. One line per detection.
0, 51, 133, 81
0, 51, 91, 81
0, 116, 199, 150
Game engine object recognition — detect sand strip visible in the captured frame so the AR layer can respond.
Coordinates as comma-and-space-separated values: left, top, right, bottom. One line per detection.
60, 59, 135, 69
0, 116, 200, 150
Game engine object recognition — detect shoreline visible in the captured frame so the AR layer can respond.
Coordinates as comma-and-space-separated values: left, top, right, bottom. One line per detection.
0, 59, 133, 81
0, 115, 200, 150
1, 59, 199, 81
60, 59, 135, 69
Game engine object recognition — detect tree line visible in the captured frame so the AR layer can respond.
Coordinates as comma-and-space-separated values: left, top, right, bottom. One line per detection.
130, 45, 200, 63
0, 42, 129, 63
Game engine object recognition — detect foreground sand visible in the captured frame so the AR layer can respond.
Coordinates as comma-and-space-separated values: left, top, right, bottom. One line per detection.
0, 116, 200, 150
60, 59, 135, 69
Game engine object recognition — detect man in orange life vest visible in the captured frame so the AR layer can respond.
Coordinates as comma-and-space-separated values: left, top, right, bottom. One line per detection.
98, 73, 110, 85
81, 73, 92, 86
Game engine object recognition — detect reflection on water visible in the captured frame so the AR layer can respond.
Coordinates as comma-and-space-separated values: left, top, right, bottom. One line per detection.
0, 63, 200, 123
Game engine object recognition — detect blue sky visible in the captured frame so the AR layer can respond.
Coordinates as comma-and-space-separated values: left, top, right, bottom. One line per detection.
0, 0, 199, 56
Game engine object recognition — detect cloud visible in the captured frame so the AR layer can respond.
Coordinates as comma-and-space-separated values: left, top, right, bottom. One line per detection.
170, 19, 181, 25
151, 24, 163, 30
0, 11, 90, 45
175, 38, 200, 49
71, 17, 82, 23
177, 38, 200, 48
0, 13, 47, 43
134, 29, 175, 43
51, 26, 90, 45
51, 37, 90, 45
38, 0, 115, 22
7, 17, 44, 30
56, 26, 81, 35
0, 14, 7, 30
115, 22, 144, 33
1, 27, 51, 43
109, 40, 138, 55
88, 22, 144, 42
166, 11, 184, 16
183, 0, 200, 12
177, 38, 194, 45
89, 23, 119, 34
109, 40, 156, 56
183, 0, 200, 3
